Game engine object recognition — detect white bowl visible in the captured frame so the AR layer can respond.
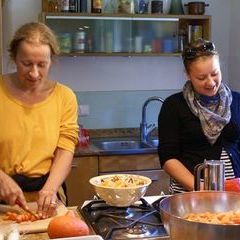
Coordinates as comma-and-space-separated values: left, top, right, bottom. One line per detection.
89, 174, 152, 207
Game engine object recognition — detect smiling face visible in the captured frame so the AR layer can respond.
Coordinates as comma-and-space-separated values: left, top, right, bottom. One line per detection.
14, 40, 52, 88
187, 55, 222, 97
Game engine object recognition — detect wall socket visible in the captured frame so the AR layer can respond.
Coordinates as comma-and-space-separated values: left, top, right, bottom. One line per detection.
79, 104, 90, 116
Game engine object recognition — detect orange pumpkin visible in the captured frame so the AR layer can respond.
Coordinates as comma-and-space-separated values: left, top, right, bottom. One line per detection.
47, 215, 90, 239
225, 178, 240, 192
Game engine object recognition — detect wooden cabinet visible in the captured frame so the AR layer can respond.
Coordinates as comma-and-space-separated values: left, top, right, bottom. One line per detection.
0, 0, 3, 74
98, 153, 170, 195
66, 153, 170, 205
39, 11, 211, 57
65, 156, 98, 206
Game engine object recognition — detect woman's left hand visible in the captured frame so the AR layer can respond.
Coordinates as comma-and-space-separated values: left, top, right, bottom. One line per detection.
37, 189, 58, 218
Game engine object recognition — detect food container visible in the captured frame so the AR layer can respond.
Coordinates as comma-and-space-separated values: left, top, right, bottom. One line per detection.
159, 191, 240, 240
89, 174, 151, 207
184, 1, 209, 15
225, 178, 240, 192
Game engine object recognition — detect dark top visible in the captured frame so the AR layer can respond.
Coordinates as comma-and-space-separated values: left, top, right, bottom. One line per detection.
158, 91, 240, 177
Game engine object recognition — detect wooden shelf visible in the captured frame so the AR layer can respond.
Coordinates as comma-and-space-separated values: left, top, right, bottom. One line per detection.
40, 12, 211, 57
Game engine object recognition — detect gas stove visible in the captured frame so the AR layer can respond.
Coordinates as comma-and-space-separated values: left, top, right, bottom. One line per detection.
77, 196, 169, 240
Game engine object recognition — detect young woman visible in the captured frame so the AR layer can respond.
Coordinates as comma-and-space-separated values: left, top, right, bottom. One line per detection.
0, 22, 79, 217
158, 39, 240, 194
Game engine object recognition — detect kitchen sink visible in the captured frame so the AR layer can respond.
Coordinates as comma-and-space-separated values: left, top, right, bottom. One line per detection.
91, 138, 158, 154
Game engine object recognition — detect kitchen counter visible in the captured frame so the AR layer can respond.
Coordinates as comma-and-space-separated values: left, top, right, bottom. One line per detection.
20, 207, 95, 240
20, 198, 171, 240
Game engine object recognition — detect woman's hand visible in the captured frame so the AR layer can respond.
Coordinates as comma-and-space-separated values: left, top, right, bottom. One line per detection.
0, 170, 27, 207
37, 188, 58, 219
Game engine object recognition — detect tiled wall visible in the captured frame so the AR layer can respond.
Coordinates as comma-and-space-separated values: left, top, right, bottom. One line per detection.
76, 89, 179, 129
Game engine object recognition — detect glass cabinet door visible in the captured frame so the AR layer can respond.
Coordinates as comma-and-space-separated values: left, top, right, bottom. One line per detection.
41, 13, 210, 56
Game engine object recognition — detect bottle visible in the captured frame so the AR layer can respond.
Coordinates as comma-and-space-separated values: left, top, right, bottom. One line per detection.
69, 0, 77, 12
60, 0, 70, 12
169, 0, 184, 14
48, 0, 59, 12
80, 0, 88, 12
91, 0, 102, 13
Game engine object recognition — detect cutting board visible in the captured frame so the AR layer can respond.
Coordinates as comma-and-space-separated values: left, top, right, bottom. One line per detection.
0, 202, 68, 234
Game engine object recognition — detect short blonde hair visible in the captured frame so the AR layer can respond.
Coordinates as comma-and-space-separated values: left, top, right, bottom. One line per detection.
9, 22, 60, 60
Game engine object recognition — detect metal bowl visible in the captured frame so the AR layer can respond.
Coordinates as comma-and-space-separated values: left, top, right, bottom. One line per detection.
89, 174, 151, 207
159, 191, 240, 240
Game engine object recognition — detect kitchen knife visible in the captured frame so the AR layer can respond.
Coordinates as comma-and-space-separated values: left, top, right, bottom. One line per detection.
15, 199, 38, 218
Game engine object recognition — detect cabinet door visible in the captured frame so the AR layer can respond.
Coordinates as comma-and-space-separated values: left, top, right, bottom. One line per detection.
65, 156, 98, 206
0, 0, 3, 74
40, 13, 211, 56
99, 154, 161, 172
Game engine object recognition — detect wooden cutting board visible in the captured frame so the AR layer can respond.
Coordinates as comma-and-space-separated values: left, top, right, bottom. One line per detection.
0, 202, 68, 234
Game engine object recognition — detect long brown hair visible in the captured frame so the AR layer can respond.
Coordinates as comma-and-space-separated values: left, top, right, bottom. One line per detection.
182, 39, 219, 73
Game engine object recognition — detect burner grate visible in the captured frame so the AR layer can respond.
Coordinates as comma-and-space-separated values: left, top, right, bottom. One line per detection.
78, 198, 168, 240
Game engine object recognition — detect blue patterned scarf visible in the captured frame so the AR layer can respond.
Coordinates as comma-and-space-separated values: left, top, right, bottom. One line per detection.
183, 81, 232, 145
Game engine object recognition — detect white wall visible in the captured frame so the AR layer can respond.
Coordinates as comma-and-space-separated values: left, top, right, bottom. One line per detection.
2, 0, 232, 91
229, 0, 240, 91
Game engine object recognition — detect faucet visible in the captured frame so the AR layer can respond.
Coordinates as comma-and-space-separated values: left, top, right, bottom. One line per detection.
140, 96, 164, 144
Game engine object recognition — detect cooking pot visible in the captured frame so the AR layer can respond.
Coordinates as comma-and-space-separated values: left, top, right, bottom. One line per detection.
159, 191, 240, 240
184, 1, 209, 15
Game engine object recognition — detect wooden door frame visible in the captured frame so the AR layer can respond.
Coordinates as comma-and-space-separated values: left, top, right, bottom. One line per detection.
0, 0, 3, 74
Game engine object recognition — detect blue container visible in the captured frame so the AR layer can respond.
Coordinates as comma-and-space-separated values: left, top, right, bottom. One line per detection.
163, 38, 173, 53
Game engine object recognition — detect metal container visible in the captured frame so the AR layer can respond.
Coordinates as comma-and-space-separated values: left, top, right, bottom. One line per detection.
159, 191, 240, 240
194, 160, 225, 191
184, 1, 209, 15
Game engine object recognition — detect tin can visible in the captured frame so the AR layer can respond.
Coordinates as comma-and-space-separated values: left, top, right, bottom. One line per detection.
58, 33, 72, 53
74, 30, 86, 53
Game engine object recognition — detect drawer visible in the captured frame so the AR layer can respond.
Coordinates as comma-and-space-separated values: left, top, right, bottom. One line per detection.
99, 154, 161, 172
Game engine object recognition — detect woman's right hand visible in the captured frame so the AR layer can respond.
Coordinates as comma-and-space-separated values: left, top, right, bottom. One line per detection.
0, 170, 27, 207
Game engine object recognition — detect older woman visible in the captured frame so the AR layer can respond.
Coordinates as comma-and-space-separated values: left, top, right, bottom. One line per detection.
158, 39, 240, 194
0, 22, 79, 217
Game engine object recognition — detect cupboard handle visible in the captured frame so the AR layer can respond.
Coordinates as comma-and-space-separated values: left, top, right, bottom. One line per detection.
71, 163, 78, 168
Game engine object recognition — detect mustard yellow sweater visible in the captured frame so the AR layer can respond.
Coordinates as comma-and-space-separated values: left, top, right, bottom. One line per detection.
0, 78, 79, 177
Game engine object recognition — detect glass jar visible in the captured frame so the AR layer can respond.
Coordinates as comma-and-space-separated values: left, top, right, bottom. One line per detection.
118, 0, 134, 14
73, 29, 86, 53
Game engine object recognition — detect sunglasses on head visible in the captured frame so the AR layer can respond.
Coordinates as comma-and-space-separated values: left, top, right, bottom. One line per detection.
183, 41, 216, 60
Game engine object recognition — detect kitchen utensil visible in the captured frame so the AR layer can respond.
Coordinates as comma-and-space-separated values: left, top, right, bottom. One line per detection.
15, 199, 38, 218
159, 191, 240, 240
89, 174, 151, 207
194, 159, 225, 191
184, 1, 209, 15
